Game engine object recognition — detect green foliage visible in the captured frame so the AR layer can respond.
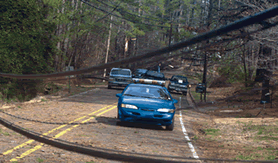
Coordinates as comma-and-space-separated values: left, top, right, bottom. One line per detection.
0, 128, 10, 136
235, 147, 278, 161
0, 0, 56, 101
36, 158, 44, 162
217, 62, 254, 84
204, 128, 220, 136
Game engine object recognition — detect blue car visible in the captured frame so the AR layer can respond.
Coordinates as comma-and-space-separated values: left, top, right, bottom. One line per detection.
132, 69, 148, 78
115, 82, 178, 131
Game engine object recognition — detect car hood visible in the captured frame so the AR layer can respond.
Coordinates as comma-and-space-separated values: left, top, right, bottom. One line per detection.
121, 96, 175, 109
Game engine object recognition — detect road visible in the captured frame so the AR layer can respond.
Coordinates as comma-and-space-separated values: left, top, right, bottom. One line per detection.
0, 86, 200, 163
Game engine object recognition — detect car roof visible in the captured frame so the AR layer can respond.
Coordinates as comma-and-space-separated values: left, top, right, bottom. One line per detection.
135, 69, 148, 72
111, 68, 131, 71
128, 83, 164, 88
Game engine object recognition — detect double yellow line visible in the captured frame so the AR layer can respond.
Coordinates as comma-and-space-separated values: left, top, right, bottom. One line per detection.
2, 104, 117, 162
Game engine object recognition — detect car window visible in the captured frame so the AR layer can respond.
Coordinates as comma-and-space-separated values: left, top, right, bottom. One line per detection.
123, 86, 170, 100
137, 69, 146, 73
111, 69, 131, 76
172, 76, 188, 82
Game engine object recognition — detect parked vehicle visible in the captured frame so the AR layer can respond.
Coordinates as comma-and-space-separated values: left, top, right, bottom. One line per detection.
142, 70, 166, 81
168, 75, 189, 96
196, 83, 206, 93
132, 69, 148, 79
108, 68, 132, 89
116, 79, 178, 131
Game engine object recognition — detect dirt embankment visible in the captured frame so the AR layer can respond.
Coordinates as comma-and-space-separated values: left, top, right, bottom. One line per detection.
188, 82, 278, 161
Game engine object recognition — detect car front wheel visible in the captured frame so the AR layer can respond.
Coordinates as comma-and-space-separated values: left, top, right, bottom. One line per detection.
166, 116, 174, 131
182, 91, 187, 96
108, 85, 112, 89
167, 87, 172, 92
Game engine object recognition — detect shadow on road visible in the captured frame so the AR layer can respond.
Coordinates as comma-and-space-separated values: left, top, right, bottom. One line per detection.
59, 87, 121, 105
108, 87, 126, 91
95, 116, 165, 131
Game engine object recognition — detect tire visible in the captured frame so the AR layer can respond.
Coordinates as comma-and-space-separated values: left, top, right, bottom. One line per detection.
108, 85, 112, 89
166, 116, 175, 131
117, 108, 120, 119
167, 86, 172, 93
182, 91, 187, 96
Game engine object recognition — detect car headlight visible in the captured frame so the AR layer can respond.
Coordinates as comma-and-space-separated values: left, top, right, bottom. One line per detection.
121, 104, 138, 109
157, 108, 175, 113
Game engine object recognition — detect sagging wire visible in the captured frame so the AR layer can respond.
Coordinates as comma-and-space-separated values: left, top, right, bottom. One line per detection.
0, 5, 277, 79
1, 20, 278, 128
95, 1, 122, 22
0, 116, 275, 162
126, 18, 278, 73
94, 0, 187, 26
81, 0, 180, 29
0, 109, 97, 125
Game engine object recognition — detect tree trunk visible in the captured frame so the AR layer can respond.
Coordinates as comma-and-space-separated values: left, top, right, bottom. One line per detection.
242, 44, 248, 87
124, 36, 129, 59
103, 16, 113, 78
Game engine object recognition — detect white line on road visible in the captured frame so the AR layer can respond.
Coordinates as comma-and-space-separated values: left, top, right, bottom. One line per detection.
179, 110, 199, 159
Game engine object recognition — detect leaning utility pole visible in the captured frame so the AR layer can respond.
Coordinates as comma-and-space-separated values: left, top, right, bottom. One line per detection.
103, 16, 113, 81
202, 0, 213, 102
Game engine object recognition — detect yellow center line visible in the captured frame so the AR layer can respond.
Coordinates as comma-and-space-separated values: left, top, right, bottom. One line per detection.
10, 106, 117, 162
3, 103, 117, 155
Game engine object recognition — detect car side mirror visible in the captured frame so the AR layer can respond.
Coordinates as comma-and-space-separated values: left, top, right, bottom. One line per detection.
173, 99, 178, 104
116, 93, 122, 97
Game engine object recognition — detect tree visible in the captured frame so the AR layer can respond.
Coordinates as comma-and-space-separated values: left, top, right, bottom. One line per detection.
0, 0, 57, 100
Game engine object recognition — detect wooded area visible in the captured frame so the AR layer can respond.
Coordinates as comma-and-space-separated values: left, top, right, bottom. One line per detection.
0, 0, 277, 101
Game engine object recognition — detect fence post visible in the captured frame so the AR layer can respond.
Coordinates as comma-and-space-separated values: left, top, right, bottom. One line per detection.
68, 66, 71, 93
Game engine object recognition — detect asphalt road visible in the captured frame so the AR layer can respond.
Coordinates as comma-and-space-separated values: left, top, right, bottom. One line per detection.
0, 86, 200, 163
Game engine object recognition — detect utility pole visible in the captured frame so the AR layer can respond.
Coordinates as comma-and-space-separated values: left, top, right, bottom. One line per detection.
202, 50, 207, 102
202, 0, 213, 102
103, 15, 113, 81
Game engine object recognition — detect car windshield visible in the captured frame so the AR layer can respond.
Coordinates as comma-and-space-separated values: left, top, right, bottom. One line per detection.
172, 76, 188, 82
135, 69, 147, 74
123, 85, 171, 100
111, 69, 131, 76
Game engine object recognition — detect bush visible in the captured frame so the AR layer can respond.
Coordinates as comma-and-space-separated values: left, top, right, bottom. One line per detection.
0, 0, 56, 101
209, 76, 232, 88
217, 63, 256, 87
